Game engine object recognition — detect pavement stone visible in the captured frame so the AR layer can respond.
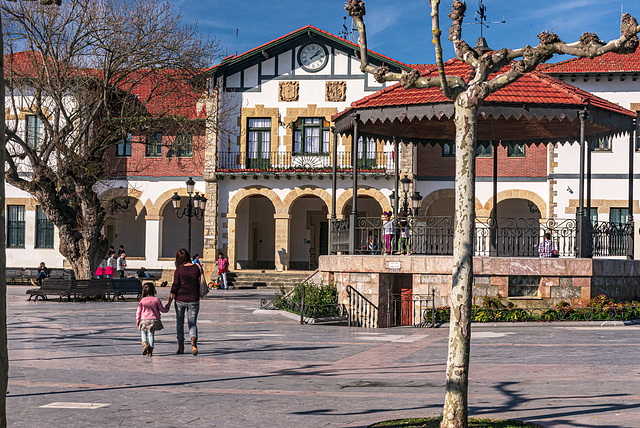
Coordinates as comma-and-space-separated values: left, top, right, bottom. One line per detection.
5, 285, 640, 427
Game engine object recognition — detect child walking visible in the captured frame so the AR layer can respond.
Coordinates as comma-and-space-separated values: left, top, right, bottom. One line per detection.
136, 283, 172, 357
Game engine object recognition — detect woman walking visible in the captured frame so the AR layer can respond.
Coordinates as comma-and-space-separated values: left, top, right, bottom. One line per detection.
170, 248, 202, 356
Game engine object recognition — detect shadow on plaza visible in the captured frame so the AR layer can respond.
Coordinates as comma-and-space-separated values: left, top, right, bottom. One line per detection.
467, 381, 639, 428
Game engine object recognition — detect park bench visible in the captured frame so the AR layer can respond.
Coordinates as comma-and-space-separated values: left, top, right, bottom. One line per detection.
72, 279, 115, 300
111, 278, 143, 300
9, 267, 74, 286
26, 279, 73, 301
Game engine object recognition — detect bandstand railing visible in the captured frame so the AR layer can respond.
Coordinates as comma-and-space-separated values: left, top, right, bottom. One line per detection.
330, 216, 633, 258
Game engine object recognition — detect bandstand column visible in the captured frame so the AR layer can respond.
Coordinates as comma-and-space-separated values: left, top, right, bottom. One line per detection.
274, 214, 291, 271
491, 140, 498, 256
577, 110, 589, 258
628, 116, 637, 259
331, 127, 337, 254
349, 113, 360, 254
394, 137, 399, 220
586, 138, 592, 223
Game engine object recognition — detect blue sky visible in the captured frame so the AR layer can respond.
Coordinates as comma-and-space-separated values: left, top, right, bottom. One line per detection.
177, 0, 640, 66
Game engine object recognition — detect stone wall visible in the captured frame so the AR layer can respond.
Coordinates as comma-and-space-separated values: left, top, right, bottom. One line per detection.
320, 255, 640, 326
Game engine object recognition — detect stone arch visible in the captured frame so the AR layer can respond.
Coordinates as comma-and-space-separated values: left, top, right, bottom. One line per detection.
336, 186, 391, 217
418, 188, 483, 217
282, 185, 332, 214
484, 189, 548, 219
151, 188, 192, 219
99, 187, 145, 217
228, 186, 285, 216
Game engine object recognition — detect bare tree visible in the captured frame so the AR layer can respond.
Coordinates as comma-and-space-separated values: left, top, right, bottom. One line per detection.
345, 1, 640, 426
1, 0, 222, 280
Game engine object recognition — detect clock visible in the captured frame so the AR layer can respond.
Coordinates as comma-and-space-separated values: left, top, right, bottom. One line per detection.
298, 43, 329, 72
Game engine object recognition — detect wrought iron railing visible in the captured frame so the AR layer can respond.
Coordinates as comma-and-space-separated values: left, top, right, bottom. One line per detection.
387, 290, 437, 328
347, 285, 378, 328
589, 221, 633, 257
332, 216, 595, 257
217, 150, 393, 172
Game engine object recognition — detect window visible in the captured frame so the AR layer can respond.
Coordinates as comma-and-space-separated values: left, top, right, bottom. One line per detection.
247, 118, 271, 159
171, 133, 192, 157
116, 133, 132, 157
588, 207, 598, 223
35, 206, 54, 248
357, 136, 377, 166
145, 132, 163, 157
442, 142, 455, 157
26, 115, 43, 150
507, 144, 526, 158
293, 118, 330, 154
610, 208, 630, 225
476, 144, 493, 158
7, 205, 25, 248
592, 136, 612, 151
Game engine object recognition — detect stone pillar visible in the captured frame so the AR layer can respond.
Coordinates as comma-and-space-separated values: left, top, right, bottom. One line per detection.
201, 81, 219, 276
144, 217, 161, 265
274, 214, 290, 271
203, 181, 218, 261
227, 214, 237, 270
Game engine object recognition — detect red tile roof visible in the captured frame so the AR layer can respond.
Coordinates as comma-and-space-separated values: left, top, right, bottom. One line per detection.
340, 58, 634, 118
540, 50, 640, 74
5, 51, 205, 120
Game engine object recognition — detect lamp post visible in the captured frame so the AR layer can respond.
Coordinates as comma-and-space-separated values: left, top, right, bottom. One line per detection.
171, 177, 207, 255
395, 175, 421, 217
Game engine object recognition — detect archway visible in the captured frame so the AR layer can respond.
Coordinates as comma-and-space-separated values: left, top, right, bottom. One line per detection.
104, 197, 146, 258
235, 195, 276, 269
342, 195, 384, 218
161, 197, 205, 258
288, 195, 329, 270
490, 198, 543, 257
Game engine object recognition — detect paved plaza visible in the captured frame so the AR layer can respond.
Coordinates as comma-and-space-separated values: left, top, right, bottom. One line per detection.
5, 285, 640, 427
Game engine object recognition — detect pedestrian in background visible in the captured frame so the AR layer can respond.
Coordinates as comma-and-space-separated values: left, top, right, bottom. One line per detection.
217, 252, 229, 290
117, 253, 127, 278
106, 254, 116, 278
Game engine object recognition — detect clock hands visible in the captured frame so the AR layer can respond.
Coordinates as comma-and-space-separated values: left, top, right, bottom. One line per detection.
309, 49, 323, 61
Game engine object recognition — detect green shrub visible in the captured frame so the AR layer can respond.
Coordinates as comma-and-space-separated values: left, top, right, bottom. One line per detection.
272, 282, 341, 318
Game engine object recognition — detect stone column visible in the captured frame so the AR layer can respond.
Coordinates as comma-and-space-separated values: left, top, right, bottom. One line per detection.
201, 82, 219, 276
227, 214, 237, 270
144, 217, 161, 265
274, 213, 290, 271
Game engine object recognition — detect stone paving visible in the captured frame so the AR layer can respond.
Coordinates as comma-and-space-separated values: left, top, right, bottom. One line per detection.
5, 285, 640, 427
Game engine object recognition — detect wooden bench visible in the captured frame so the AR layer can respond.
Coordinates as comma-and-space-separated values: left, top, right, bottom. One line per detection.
10, 267, 74, 286
26, 279, 73, 301
111, 278, 143, 300
72, 279, 115, 300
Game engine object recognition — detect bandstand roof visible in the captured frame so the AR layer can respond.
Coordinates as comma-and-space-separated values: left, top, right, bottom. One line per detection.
333, 58, 637, 145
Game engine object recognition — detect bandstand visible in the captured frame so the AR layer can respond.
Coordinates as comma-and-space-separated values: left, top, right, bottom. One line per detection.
321, 59, 640, 327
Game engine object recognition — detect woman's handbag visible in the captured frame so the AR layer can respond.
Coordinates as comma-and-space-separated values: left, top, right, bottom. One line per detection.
198, 265, 209, 298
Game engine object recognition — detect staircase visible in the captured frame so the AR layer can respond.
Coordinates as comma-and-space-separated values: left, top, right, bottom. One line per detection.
226, 270, 314, 289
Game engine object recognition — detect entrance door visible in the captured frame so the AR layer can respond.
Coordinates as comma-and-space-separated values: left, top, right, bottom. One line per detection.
391, 274, 413, 326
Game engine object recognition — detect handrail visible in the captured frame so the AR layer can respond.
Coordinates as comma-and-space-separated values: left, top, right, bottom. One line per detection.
346, 285, 379, 328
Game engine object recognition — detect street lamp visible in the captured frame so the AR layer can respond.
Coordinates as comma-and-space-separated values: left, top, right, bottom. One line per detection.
411, 190, 422, 216
172, 177, 207, 255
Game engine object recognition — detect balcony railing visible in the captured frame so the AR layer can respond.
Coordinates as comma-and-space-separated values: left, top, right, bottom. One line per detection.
217, 150, 393, 172
332, 216, 633, 258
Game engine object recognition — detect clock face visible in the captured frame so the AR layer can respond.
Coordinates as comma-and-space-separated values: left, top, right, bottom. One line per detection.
298, 43, 328, 72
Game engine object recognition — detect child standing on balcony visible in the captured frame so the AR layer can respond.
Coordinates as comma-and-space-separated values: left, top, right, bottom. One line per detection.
136, 283, 171, 357
383, 212, 394, 255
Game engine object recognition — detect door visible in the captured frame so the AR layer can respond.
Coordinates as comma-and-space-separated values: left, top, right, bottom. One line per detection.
251, 226, 258, 269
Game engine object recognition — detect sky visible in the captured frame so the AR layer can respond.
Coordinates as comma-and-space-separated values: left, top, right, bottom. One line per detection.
177, 0, 640, 67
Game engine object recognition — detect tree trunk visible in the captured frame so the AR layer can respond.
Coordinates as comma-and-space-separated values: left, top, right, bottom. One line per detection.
57, 212, 108, 281
0, 14, 8, 427
441, 100, 477, 428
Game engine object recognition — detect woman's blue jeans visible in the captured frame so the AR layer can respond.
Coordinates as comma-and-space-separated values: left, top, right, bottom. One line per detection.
175, 300, 199, 341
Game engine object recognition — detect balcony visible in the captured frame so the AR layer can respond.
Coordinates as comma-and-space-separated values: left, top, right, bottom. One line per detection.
216, 151, 393, 174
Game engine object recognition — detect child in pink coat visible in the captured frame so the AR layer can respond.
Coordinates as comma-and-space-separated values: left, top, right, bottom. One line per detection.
136, 283, 171, 357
